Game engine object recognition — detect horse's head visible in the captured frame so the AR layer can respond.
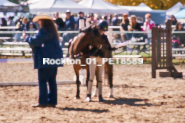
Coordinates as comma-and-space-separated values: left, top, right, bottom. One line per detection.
72, 25, 107, 58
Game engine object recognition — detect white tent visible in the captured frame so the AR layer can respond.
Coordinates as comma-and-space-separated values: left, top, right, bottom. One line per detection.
79, 0, 128, 14
166, 2, 183, 16
0, 0, 19, 6
29, 0, 90, 13
118, 3, 152, 12
138, 3, 150, 7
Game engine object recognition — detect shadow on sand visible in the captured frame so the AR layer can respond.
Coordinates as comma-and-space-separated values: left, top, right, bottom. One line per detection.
58, 107, 109, 113
104, 97, 154, 106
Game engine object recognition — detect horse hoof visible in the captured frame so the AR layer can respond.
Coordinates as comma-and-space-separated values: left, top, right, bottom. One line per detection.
109, 94, 114, 98
85, 97, 91, 102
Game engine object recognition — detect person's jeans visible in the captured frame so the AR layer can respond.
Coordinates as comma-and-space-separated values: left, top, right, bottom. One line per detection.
38, 67, 58, 105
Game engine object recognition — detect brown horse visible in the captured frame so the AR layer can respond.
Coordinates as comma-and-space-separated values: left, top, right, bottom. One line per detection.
68, 25, 113, 99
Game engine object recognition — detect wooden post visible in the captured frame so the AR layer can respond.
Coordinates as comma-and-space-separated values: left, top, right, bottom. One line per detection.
157, 28, 161, 67
166, 20, 172, 75
152, 27, 157, 78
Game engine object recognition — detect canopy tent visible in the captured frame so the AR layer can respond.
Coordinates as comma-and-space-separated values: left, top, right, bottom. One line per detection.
79, 0, 128, 14
118, 3, 152, 12
174, 8, 185, 19
166, 2, 183, 16
0, 0, 20, 12
29, 0, 90, 13
0, 0, 19, 6
118, 6, 152, 12
138, 3, 150, 8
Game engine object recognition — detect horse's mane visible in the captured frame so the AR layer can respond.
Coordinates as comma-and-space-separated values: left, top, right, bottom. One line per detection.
79, 25, 100, 36
69, 24, 108, 58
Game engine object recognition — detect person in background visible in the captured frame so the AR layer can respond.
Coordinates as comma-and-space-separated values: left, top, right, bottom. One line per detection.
65, 10, 76, 30
7, 17, 14, 26
120, 13, 130, 41
76, 11, 86, 30
142, 13, 155, 42
170, 15, 177, 25
86, 13, 97, 27
96, 14, 101, 22
0, 18, 7, 37
53, 13, 56, 20
98, 15, 108, 25
15, 17, 23, 26
29, 22, 37, 37
111, 14, 119, 42
128, 15, 142, 39
23, 15, 63, 108
22, 18, 29, 31
54, 12, 65, 31
14, 22, 23, 42
62, 10, 76, 49
112, 13, 119, 27
173, 22, 185, 47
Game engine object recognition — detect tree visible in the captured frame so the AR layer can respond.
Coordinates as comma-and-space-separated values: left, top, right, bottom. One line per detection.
8, 0, 27, 4
105, 0, 185, 10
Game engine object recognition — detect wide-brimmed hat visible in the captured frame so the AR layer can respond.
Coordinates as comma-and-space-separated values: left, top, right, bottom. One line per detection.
32, 15, 53, 22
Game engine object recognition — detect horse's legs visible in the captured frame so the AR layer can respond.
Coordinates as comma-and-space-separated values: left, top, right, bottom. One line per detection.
86, 65, 89, 88
74, 65, 80, 99
105, 62, 114, 98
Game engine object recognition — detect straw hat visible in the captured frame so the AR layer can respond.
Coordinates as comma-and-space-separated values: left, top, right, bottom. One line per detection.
32, 15, 53, 22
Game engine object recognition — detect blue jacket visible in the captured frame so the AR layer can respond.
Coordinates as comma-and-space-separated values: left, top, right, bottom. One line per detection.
26, 28, 63, 69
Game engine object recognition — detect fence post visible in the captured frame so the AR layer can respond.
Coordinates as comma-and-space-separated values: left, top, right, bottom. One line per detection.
152, 27, 157, 78
107, 28, 113, 44
166, 20, 172, 74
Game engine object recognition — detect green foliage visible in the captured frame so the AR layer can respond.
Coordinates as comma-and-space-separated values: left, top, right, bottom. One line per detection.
8, 0, 19, 4
8, 0, 27, 4
105, 0, 185, 10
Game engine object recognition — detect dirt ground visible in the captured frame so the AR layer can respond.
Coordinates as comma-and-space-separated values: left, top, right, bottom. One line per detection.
0, 63, 185, 123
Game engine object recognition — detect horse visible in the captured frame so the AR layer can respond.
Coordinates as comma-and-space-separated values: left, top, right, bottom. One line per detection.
68, 25, 113, 99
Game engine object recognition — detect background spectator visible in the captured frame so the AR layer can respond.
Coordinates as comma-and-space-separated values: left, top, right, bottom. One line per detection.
86, 13, 97, 27
65, 10, 76, 30
76, 11, 86, 30
99, 15, 108, 24
14, 22, 23, 42
54, 12, 65, 31
120, 13, 130, 41
22, 18, 29, 31
29, 22, 36, 37
112, 13, 119, 27
173, 22, 185, 47
62, 10, 76, 50
7, 17, 14, 27
169, 15, 177, 25
0, 18, 7, 28
143, 13, 155, 42
128, 15, 142, 39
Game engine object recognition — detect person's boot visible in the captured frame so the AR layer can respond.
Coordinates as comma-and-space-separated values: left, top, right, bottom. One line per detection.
99, 95, 105, 102
85, 94, 91, 102
31, 104, 47, 108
